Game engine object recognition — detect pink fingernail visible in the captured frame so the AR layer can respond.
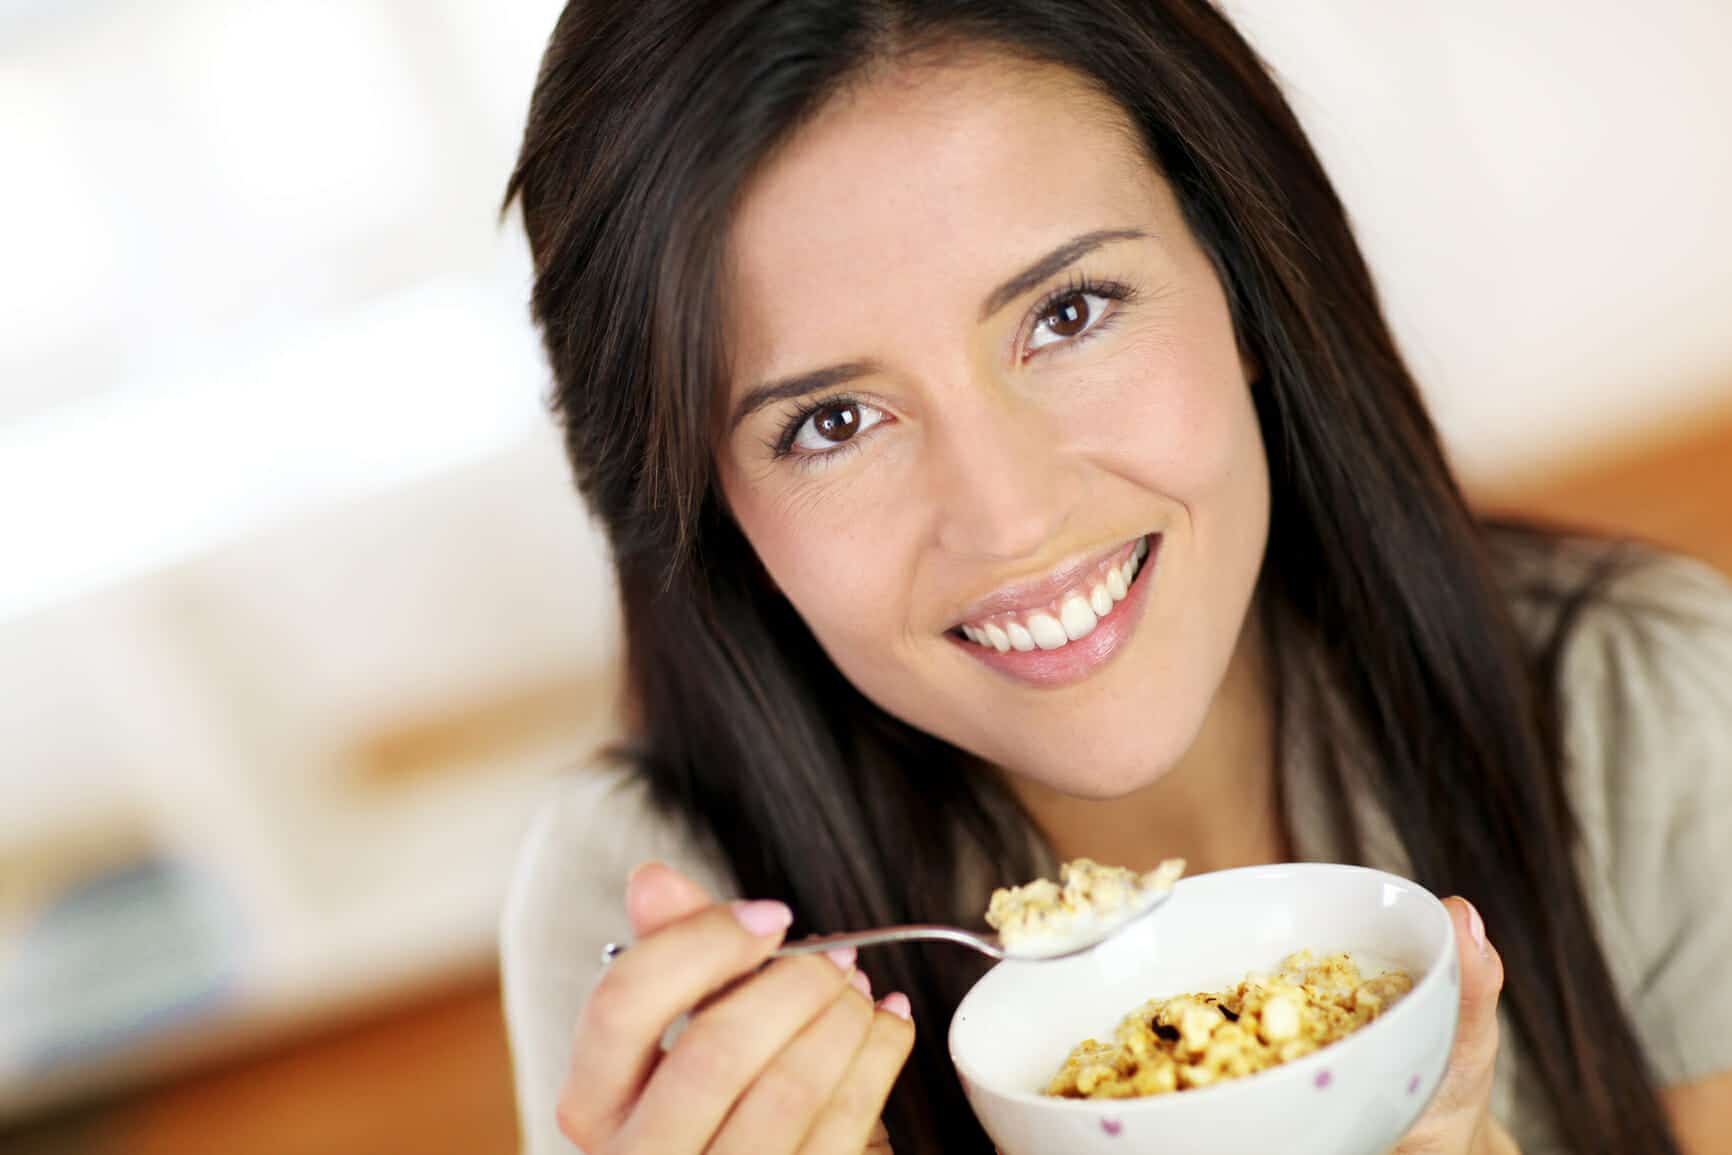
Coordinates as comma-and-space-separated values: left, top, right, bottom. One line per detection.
879, 992, 912, 1021
1464, 900, 1489, 958
850, 970, 873, 998
824, 946, 858, 971
732, 900, 793, 937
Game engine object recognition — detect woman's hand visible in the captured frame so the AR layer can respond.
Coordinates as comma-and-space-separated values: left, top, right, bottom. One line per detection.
556, 862, 915, 1155
1394, 897, 1519, 1154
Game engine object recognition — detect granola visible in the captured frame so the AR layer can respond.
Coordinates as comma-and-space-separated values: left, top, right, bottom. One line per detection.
1045, 951, 1413, 1099
985, 857, 1185, 953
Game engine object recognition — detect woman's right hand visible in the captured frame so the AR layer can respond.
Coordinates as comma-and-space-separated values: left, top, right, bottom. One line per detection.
556, 862, 915, 1155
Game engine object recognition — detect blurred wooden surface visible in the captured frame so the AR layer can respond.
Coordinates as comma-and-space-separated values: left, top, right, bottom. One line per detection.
1, 979, 518, 1155
1477, 408, 1732, 575
3, 410, 1726, 1155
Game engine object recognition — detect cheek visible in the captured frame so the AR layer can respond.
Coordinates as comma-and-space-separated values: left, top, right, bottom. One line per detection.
1078, 316, 1262, 509
726, 472, 921, 667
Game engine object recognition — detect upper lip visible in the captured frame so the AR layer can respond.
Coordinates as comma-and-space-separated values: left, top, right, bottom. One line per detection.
947, 535, 1145, 627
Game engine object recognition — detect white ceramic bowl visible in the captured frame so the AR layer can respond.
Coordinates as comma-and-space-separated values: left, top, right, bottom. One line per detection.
950, 863, 1459, 1155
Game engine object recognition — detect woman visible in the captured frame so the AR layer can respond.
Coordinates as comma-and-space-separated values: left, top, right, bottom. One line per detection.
498, 2, 1732, 1152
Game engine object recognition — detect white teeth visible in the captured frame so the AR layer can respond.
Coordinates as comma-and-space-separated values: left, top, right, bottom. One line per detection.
1089, 583, 1113, 617
1059, 595, 1098, 641
1027, 612, 1069, 650
959, 539, 1151, 653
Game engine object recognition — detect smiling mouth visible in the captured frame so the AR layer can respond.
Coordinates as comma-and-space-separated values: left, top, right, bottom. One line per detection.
950, 535, 1152, 653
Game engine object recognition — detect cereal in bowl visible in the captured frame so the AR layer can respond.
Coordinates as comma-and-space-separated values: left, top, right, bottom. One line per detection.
1046, 950, 1414, 1099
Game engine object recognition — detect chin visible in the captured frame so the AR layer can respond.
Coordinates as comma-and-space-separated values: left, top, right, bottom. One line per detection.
1005, 730, 1194, 802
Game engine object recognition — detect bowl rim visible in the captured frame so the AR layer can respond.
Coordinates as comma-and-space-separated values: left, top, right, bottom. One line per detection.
947, 861, 1461, 1113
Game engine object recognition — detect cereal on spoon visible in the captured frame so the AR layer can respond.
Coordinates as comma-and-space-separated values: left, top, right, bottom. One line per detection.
985, 857, 1186, 956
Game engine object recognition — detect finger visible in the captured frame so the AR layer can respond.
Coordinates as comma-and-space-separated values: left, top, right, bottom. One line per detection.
865, 1118, 893, 1152
799, 994, 916, 1155
626, 860, 713, 937
557, 898, 794, 1149
707, 972, 878, 1155
610, 951, 862, 1154
1432, 896, 1504, 1115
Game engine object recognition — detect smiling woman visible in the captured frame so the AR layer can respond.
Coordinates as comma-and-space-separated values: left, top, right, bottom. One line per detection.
720, 69, 1266, 734
498, 3, 1732, 1155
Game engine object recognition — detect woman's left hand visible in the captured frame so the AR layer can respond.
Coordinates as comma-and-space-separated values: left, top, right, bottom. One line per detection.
1394, 897, 1519, 1154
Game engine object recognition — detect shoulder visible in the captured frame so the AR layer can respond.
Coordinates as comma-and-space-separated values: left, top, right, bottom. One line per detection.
1506, 539, 1732, 787
1501, 536, 1732, 848
502, 759, 738, 978
499, 760, 736, 1154
1499, 536, 1732, 1086
1495, 533, 1732, 753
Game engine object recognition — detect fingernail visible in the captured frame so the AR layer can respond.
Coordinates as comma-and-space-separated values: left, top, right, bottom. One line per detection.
824, 946, 858, 971
732, 900, 794, 937
1464, 899, 1489, 958
850, 969, 873, 998
879, 992, 912, 1021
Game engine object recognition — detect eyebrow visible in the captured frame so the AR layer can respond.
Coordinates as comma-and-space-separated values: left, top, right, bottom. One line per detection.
977, 227, 1148, 320
728, 226, 1148, 432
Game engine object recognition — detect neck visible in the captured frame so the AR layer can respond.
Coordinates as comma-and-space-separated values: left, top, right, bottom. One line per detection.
1007, 606, 1287, 878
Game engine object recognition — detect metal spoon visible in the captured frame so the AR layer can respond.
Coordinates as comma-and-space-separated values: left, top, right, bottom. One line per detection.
599, 886, 1174, 967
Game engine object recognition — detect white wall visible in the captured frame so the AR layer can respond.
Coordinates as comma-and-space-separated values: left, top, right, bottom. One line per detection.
1227, 0, 1732, 480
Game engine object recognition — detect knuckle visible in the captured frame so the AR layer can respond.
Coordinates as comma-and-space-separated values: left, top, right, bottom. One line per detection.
837, 987, 876, 1033
582, 973, 639, 1044
848, 1018, 914, 1087
1432, 1061, 1494, 1119
783, 954, 848, 998
666, 1020, 750, 1090
1454, 1018, 1501, 1077
829, 1067, 891, 1123
752, 1061, 828, 1118
555, 1094, 603, 1149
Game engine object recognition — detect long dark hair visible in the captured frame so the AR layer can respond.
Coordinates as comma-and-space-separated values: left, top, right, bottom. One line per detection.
504, 2, 1681, 1151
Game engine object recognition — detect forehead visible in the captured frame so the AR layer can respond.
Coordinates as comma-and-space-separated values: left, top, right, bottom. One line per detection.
723, 54, 1162, 379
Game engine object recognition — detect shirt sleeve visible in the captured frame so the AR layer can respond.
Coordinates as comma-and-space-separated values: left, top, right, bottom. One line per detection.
1558, 551, 1732, 1088
499, 765, 738, 1154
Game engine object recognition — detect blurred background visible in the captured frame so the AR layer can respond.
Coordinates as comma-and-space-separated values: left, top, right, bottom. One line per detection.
1, 2, 1728, 1153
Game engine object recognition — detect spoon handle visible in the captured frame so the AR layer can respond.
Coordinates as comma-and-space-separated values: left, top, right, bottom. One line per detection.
600, 923, 1002, 968
775, 924, 1003, 959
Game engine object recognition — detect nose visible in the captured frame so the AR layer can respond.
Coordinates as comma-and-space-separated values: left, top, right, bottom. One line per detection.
928, 391, 1080, 560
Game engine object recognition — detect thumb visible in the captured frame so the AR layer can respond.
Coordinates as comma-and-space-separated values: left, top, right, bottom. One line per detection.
1438, 896, 1504, 1108
624, 860, 713, 937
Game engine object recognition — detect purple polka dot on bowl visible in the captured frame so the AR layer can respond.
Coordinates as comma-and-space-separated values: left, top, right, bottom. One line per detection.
1314, 1069, 1333, 1090
1101, 1117, 1123, 1136
1408, 1074, 1421, 1096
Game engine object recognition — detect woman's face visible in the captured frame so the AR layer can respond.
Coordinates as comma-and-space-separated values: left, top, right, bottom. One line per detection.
717, 56, 1270, 800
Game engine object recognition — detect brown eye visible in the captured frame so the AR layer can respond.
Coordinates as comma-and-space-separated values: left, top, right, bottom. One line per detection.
1044, 292, 1092, 338
1027, 288, 1114, 353
787, 398, 888, 455
812, 402, 859, 443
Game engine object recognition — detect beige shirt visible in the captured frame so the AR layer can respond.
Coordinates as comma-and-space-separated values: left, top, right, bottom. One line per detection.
500, 549, 1732, 1154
